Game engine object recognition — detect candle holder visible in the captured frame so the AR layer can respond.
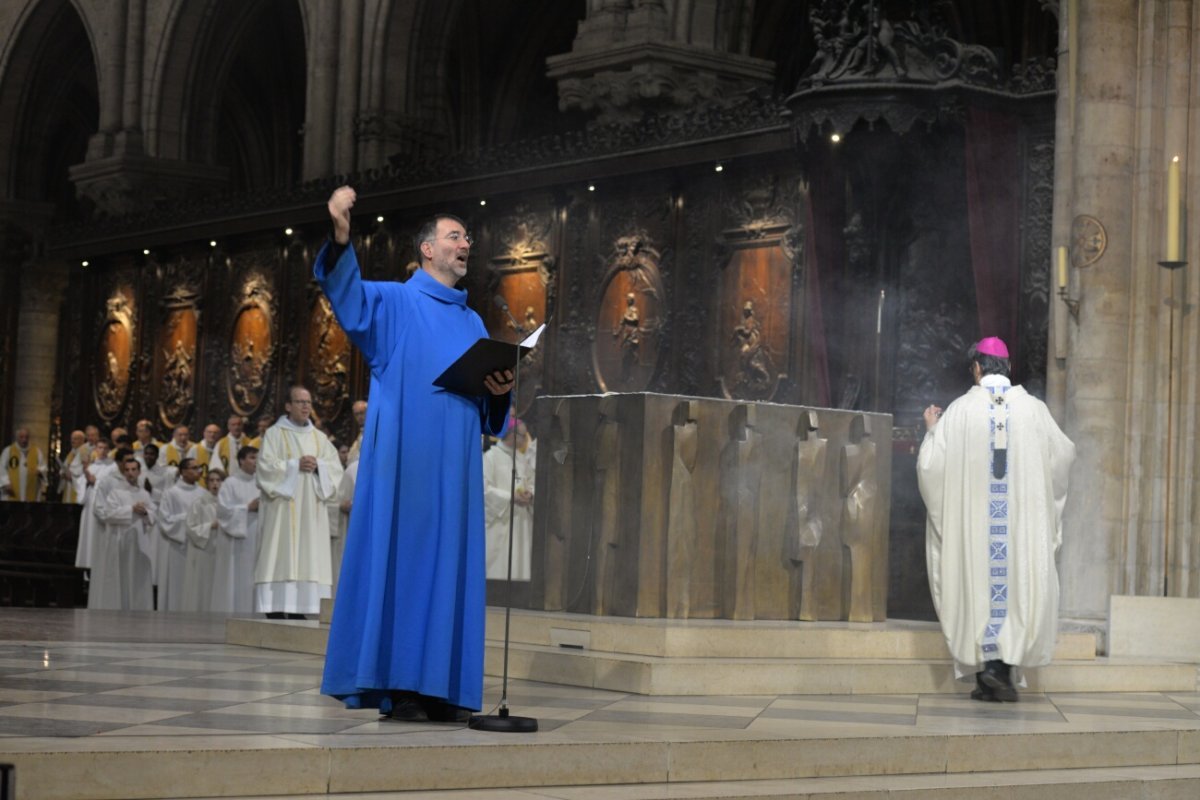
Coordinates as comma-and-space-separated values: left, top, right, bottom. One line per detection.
1158, 260, 1187, 270
1057, 286, 1080, 323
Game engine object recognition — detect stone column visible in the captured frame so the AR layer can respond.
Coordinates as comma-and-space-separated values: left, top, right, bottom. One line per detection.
334, 0, 364, 176
1058, 0, 1139, 622
11, 263, 68, 456
302, 0, 339, 180
88, 0, 128, 160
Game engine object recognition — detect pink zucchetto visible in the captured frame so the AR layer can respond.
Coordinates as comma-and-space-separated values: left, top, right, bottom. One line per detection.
975, 337, 1009, 359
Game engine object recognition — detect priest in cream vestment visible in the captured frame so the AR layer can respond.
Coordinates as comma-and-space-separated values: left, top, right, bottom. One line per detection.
0, 428, 47, 502
256, 386, 343, 617
918, 337, 1074, 702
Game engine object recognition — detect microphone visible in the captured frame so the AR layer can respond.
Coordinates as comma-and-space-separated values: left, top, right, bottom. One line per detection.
493, 294, 525, 335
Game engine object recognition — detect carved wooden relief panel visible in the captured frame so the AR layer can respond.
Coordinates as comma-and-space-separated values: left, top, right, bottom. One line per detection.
227, 272, 276, 417
304, 290, 350, 426
717, 240, 791, 401
592, 233, 665, 392
94, 285, 136, 422
486, 206, 554, 416
154, 261, 202, 429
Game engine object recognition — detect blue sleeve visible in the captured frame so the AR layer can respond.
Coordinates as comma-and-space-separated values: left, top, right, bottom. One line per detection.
314, 241, 407, 373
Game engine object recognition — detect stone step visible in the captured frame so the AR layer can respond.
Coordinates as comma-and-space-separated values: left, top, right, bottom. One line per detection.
11, 726, 1200, 800
233, 606, 1098, 662
186, 764, 1200, 800
226, 616, 1190, 697
484, 607, 1099, 660
491, 639, 1198, 695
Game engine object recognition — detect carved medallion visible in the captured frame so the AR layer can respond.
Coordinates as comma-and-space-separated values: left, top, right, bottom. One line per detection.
94, 288, 135, 421
227, 273, 276, 416
592, 233, 665, 392
306, 293, 350, 425
1070, 214, 1107, 268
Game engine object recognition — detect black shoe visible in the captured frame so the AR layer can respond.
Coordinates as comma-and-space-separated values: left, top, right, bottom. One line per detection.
265, 612, 286, 620
420, 697, 472, 723
980, 660, 1018, 702
381, 698, 429, 723
970, 672, 999, 702
286, 613, 308, 620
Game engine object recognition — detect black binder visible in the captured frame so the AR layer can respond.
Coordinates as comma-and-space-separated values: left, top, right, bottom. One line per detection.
433, 324, 543, 397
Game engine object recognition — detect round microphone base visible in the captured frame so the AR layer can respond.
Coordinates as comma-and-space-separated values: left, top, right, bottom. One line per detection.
469, 709, 538, 733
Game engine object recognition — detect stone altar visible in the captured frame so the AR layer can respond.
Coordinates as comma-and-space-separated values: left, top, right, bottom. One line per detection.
529, 393, 892, 621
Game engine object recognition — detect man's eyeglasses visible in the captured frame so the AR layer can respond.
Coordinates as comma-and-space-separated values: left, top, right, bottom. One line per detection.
427, 231, 474, 246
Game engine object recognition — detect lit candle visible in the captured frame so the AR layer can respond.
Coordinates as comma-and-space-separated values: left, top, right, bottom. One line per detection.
1167, 155, 1181, 261
1056, 246, 1068, 289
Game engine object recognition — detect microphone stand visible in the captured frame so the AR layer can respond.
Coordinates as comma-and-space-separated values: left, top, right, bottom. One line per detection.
470, 301, 538, 733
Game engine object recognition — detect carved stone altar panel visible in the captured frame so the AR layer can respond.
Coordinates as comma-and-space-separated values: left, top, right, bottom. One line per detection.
226, 272, 277, 418
592, 234, 666, 392
530, 393, 892, 622
304, 292, 351, 427
93, 284, 136, 422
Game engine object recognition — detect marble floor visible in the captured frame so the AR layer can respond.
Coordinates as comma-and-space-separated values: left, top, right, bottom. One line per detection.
1, 609, 1199, 799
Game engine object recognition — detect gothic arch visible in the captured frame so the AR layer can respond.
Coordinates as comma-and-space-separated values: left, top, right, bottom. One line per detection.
0, 0, 98, 221
384, 0, 583, 155
149, 0, 307, 190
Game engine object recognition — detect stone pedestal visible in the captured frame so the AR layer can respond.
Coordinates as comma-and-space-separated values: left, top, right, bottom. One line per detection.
529, 393, 892, 621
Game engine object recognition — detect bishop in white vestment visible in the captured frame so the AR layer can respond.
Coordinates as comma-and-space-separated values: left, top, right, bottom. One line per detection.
255, 386, 343, 616
918, 337, 1075, 702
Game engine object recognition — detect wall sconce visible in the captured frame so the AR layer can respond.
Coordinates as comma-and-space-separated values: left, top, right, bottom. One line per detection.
1056, 245, 1079, 323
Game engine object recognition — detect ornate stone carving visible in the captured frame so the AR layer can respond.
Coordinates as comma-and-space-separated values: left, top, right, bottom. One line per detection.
227, 273, 276, 417
1070, 214, 1107, 268
68, 155, 228, 219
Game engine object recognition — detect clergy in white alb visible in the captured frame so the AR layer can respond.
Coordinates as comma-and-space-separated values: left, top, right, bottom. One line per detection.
0, 428, 47, 502
75, 440, 117, 570
255, 386, 343, 616
330, 458, 358, 597
917, 337, 1074, 702
59, 430, 87, 505
155, 458, 206, 611
180, 470, 225, 612
136, 444, 174, 503
481, 418, 535, 581
214, 445, 260, 614
89, 457, 157, 610
132, 419, 160, 454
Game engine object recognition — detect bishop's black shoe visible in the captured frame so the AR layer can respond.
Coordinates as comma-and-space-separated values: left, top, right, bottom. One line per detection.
970, 672, 1000, 702
980, 659, 1018, 702
380, 693, 429, 723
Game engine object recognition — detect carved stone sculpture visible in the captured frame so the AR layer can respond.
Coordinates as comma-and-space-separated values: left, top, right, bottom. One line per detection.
786, 411, 829, 621
840, 413, 880, 622
665, 400, 699, 618
719, 404, 763, 620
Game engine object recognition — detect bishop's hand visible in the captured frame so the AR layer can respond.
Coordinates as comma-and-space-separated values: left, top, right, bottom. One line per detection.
327, 186, 356, 245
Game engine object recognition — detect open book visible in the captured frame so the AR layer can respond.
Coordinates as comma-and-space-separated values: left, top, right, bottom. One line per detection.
432, 324, 545, 397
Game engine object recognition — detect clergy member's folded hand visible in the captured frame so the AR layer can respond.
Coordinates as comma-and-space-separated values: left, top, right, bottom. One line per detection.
483, 369, 515, 396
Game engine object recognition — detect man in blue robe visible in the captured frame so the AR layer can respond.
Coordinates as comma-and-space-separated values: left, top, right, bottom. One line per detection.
317, 186, 512, 722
